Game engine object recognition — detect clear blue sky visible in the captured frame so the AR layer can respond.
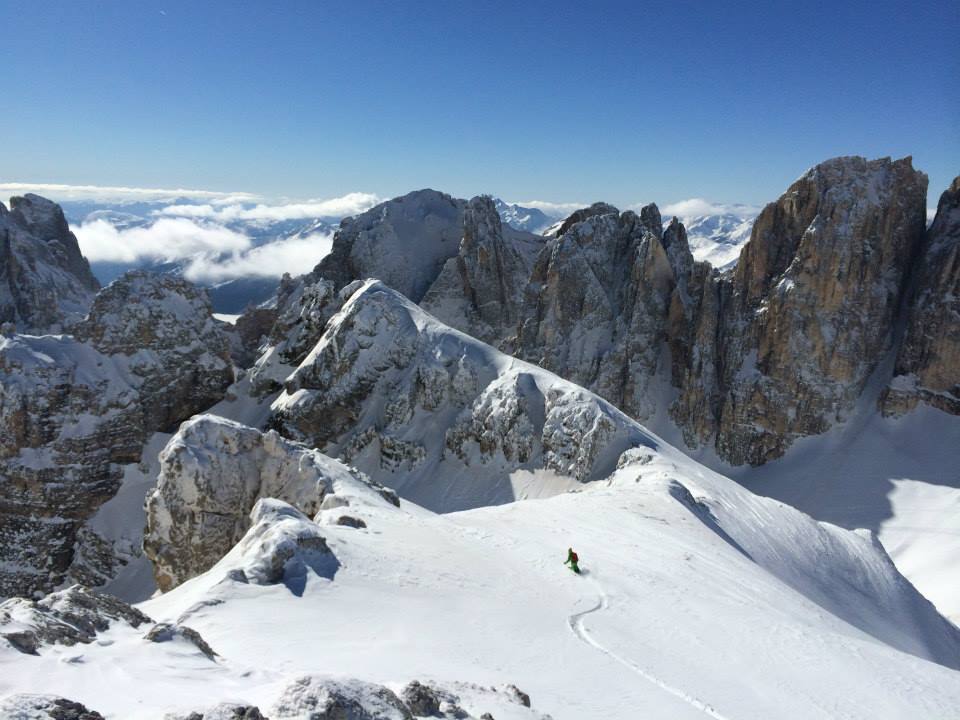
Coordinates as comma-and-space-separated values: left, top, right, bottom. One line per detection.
2, 0, 957, 206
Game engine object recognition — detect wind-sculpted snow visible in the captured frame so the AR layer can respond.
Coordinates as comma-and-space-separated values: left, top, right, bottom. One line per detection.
271, 280, 657, 511
144, 415, 396, 590
0, 271, 232, 597
0, 194, 100, 334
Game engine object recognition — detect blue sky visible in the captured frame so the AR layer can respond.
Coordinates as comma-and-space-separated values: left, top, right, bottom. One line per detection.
2, 0, 957, 207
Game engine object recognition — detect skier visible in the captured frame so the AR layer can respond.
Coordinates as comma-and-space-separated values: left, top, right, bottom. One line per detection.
564, 547, 580, 574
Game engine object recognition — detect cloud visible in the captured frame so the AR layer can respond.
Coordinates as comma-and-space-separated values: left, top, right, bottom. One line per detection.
0, 182, 257, 205
155, 192, 381, 222
74, 217, 251, 263
658, 198, 761, 219
73, 215, 335, 283
927, 207, 937, 225
509, 200, 586, 217
182, 232, 334, 282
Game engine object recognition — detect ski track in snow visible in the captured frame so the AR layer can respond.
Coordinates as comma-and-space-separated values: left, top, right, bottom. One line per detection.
567, 575, 733, 720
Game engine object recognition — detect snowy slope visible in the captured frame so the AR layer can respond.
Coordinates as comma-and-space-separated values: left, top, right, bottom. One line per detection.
3, 434, 959, 718
729, 403, 960, 624
5, 281, 960, 718
271, 279, 658, 512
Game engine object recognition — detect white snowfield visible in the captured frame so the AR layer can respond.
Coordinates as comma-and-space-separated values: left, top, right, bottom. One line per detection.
3, 429, 959, 718
3, 281, 960, 719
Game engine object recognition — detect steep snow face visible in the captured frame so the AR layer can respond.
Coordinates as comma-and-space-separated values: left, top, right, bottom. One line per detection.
0, 194, 100, 333
0, 271, 233, 598
5, 425, 960, 717
308, 189, 467, 303
144, 415, 396, 591
271, 280, 657, 512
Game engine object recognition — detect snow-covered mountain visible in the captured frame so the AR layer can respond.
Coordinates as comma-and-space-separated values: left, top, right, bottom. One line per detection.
0, 194, 100, 333
680, 209, 757, 269
2, 159, 960, 718
4, 280, 960, 717
494, 199, 562, 234
51, 196, 557, 315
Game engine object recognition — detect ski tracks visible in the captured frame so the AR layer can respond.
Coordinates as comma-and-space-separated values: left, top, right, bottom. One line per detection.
567, 577, 733, 720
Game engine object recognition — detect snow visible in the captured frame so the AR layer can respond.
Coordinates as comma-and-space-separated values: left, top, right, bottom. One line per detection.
731, 404, 960, 624
679, 211, 757, 269
3, 440, 959, 717
89, 432, 171, 602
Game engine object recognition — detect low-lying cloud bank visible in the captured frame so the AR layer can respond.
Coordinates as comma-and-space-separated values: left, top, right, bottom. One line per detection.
73, 216, 335, 283
659, 198, 761, 219
155, 192, 380, 222
23, 184, 379, 284
0, 181, 258, 205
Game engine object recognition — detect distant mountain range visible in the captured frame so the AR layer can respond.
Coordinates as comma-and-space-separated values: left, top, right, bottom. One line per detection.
56, 196, 758, 313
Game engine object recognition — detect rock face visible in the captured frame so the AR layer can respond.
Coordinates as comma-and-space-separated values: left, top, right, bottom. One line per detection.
247, 277, 360, 396
256, 156, 944, 466
0, 271, 233, 597
697, 156, 929, 464
271, 676, 413, 720
0, 194, 100, 333
0, 694, 104, 720
513, 204, 698, 422
421, 195, 544, 345
144, 415, 390, 591
0, 585, 151, 654
74, 271, 234, 430
883, 175, 960, 416
270, 280, 657, 511
308, 189, 466, 303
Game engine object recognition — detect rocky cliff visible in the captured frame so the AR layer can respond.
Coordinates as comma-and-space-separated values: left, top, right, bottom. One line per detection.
0, 194, 100, 333
269, 279, 658, 511
144, 414, 396, 591
283, 156, 948, 466
883, 175, 960, 416
701, 156, 930, 463
0, 270, 232, 597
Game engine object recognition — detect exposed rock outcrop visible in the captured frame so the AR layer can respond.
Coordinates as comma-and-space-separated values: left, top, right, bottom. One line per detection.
144, 415, 388, 591
883, 175, 960, 416
0, 694, 104, 720
421, 195, 544, 345
0, 585, 151, 654
144, 622, 218, 660
270, 280, 657, 511
699, 156, 929, 463
513, 203, 698, 422
271, 676, 413, 720
308, 189, 466, 303
0, 194, 100, 333
0, 270, 233, 597
165, 704, 266, 720
74, 271, 233, 431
